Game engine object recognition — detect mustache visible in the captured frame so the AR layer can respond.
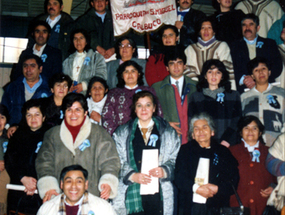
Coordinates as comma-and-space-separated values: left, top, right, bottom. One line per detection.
244, 29, 252, 34
49, 8, 55, 11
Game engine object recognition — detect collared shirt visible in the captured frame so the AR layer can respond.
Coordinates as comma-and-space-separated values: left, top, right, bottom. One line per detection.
64, 194, 84, 215
95, 11, 106, 23
170, 76, 184, 96
23, 75, 43, 100
33, 44, 47, 57
46, 14, 62, 29
242, 138, 259, 152
243, 35, 258, 45
253, 83, 271, 93
138, 119, 154, 144
125, 84, 138, 90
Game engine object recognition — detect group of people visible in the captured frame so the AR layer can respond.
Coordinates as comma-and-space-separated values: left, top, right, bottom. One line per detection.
0, 0, 285, 214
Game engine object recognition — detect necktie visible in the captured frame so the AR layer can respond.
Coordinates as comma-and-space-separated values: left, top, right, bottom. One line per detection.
175, 81, 180, 96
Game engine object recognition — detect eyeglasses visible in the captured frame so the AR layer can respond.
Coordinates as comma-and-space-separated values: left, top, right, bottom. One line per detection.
119, 43, 132, 49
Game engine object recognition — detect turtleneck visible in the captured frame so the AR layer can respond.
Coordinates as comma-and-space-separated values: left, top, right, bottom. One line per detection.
198, 36, 216, 47
64, 116, 86, 142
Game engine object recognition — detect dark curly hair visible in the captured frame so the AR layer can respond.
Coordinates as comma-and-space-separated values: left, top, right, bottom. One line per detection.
196, 59, 231, 92
115, 36, 138, 59
116, 60, 144, 88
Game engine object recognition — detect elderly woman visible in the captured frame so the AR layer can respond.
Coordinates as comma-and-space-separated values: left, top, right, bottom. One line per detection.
0, 104, 9, 214
266, 132, 285, 212
188, 59, 242, 147
209, 0, 244, 44
241, 57, 285, 147
40, 73, 72, 127
86, 76, 109, 125
63, 29, 107, 94
184, 18, 235, 89
5, 99, 50, 213
229, 115, 275, 215
145, 25, 180, 86
107, 36, 147, 89
175, 113, 239, 215
112, 91, 180, 215
36, 93, 120, 202
102, 60, 163, 135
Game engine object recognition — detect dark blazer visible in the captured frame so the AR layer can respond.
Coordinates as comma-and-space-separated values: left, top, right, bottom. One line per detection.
12, 44, 62, 82
230, 36, 282, 93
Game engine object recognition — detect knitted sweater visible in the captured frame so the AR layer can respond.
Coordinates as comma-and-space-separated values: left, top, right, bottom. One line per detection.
241, 85, 285, 146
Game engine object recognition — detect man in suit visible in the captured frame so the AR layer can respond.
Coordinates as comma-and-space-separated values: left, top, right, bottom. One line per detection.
13, 20, 62, 82
230, 13, 282, 93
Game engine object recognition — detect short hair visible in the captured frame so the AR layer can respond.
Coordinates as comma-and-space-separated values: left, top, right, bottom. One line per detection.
130, 90, 158, 118
0, 104, 10, 123
164, 46, 186, 66
159, 24, 179, 39
22, 54, 43, 68
197, 59, 231, 92
189, 112, 216, 134
21, 99, 46, 118
44, 0, 63, 9
32, 20, 51, 35
116, 60, 144, 88
198, 18, 217, 34
69, 29, 91, 53
86, 76, 109, 98
115, 36, 138, 59
241, 13, 259, 27
247, 57, 270, 75
60, 165, 88, 181
49, 73, 73, 90
62, 93, 88, 113
237, 115, 265, 143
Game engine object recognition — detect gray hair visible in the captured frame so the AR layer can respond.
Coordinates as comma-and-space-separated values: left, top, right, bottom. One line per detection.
189, 112, 216, 134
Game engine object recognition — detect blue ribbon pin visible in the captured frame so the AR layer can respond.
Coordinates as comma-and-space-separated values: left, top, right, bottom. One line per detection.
213, 153, 219, 165
35, 141, 42, 153
256, 41, 264, 48
41, 54, 47, 63
148, 134, 158, 147
252, 149, 260, 163
216, 93, 225, 103
83, 57, 90, 66
79, 139, 91, 151
60, 110, 64, 119
266, 95, 276, 104
88, 211, 95, 215
2, 141, 8, 153
55, 24, 60, 33
135, 89, 142, 94
41, 93, 48, 98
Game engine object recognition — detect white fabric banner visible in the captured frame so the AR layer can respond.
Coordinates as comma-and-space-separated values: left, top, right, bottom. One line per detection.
110, 0, 177, 36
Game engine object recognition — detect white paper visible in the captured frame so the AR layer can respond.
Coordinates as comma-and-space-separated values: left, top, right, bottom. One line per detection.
193, 158, 209, 204
6, 184, 38, 194
140, 149, 159, 195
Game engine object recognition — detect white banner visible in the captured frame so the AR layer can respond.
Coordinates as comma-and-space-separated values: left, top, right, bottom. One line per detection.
110, 0, 177, 36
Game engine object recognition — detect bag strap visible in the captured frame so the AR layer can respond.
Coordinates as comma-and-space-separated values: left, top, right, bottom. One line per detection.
230, 182, 244, 208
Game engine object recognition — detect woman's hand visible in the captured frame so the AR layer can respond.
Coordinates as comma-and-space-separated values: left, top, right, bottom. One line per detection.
169, 122, 182, 136
70, 83, 83, 93
90, 111, 101, 123
20, 176, 37, 196
196, 183, 218, 198
7, 126, 18, 138
220, 140, 230, 148
0, 160, 4, 172
260, 186, 274, 198
149, 167, 164, 178
43, 189, 60, 203
131, 173, 151, 185
100, 184, 111, 200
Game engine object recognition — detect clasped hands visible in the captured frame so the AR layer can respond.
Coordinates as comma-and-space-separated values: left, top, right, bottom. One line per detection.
131, 167, 164, 185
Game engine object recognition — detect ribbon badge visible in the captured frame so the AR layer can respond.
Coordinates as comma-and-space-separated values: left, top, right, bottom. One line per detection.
2, 141, 8, 153
60, 110, 64, 119
213, 153, 219, 165
88, 211, 95, 215
35, 141, 42, 153
267, 95, 276, 104
55, 24, 60, 33
256, 41, 264, 48
83, 57, 90, 66
41, 93, 48, 98
252, 149, 260, 163
216, 93, 225, 103
41, 54, 47, 63
79, 139, 91, 151
148, 134, 158, 147
135, 89, 142, 94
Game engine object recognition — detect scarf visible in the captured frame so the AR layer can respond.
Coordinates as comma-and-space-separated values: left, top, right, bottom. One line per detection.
202, 87, 225, 100
198, 36, 216, 47
64, 117, 86, 142
125, 118, 160, 214
58, 191, 89, 215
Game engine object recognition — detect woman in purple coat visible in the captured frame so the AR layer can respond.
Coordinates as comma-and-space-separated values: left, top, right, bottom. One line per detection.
102, 60, 163, 135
